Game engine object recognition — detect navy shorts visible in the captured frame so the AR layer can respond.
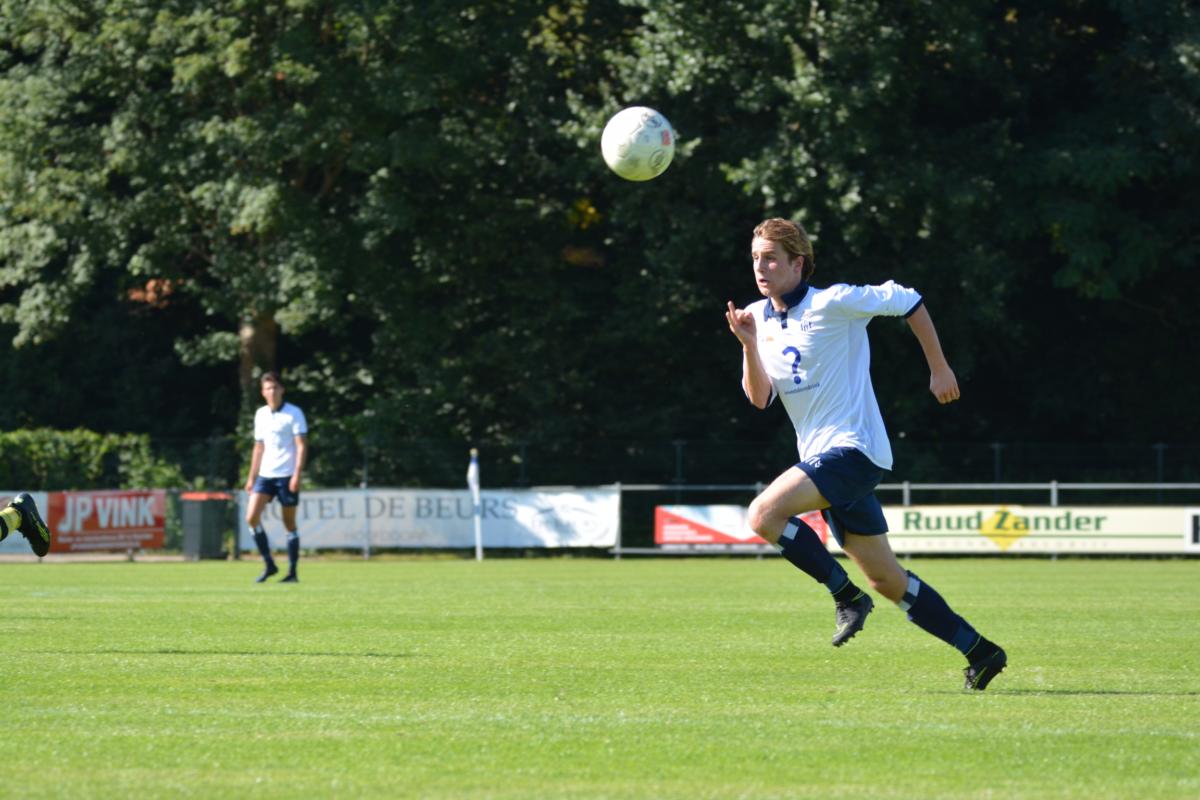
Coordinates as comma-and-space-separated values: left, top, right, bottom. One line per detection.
795, 447, 888, 545
251, 476, 299, 507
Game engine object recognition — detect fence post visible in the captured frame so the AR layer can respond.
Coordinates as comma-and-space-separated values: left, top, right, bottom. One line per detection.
517, 441, 529, 487
1154, 443, 1167, 503
613, 482, 623, 560
990, 442, 1004, 503
207, 435, 221, 487
903, 480, 911, 506
672, 439, 686, 503
360, 436, 371, 489
362, 485, 372, 561
1050, 480, 1059, 507
360, 436, 372, 559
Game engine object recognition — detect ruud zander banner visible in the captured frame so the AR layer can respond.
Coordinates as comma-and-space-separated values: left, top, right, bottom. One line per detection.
654, 504, 1198, 555
886, 505, 1193, 554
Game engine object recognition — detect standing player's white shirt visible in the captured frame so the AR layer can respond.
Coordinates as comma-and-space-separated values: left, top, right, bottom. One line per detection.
253, 402, 308, 478
746, 281, 922, 471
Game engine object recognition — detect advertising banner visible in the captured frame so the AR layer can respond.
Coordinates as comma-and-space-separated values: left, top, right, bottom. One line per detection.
48, 489, 166, 553
238, 487, 620, 552
654, 505, 828, 550
0, 491, 46, 554
653, 504, 1197, 555
885, 505, 1194, 554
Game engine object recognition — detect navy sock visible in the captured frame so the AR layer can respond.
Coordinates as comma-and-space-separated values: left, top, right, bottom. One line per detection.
898, 571, 980, 655
253, 528, 275, 567
966, 637, 1001, 664
778, 516, 856, 597
286, 532, 299, 574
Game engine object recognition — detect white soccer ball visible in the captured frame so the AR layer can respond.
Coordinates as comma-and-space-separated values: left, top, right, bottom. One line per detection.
600, 106, 676, 182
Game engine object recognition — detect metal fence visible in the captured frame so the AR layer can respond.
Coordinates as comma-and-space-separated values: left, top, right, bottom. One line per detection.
145, 433, 1200, 556
118, 480, 1200, 557
157, 436, 1200, 492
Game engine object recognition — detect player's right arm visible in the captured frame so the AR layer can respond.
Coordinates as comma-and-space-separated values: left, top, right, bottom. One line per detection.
725, 301, 773, 409
244, 441, 265, 493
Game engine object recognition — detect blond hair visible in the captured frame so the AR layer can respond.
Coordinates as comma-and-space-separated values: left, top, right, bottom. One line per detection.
753, 218, 815, 281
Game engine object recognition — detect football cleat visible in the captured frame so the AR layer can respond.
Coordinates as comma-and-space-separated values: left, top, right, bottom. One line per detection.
964, 646, 1008, 691
279, 573, 298, 583
11, 493, 50, 557
255, 563, 279, 583
832, 591, 874, 647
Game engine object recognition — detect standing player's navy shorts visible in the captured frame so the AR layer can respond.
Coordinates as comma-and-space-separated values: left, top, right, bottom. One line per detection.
251, 476, 300, 507
795, 447, 887, 546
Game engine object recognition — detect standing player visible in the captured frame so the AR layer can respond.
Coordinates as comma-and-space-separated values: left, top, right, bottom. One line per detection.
244, 371, 308, 583
0, 493, 51, 556
725, 218, 1007, 691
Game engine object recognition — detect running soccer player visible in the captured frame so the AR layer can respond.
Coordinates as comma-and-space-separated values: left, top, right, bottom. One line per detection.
243, 371, 308, 583
0, 493, 51, 556
725, 218, 1007, 691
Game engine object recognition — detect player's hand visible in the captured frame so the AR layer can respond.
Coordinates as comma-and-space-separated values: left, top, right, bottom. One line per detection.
725, 301, 756, 348
289, 475, 301, 493
930, 366, 960, 404
244, 478, 254, 493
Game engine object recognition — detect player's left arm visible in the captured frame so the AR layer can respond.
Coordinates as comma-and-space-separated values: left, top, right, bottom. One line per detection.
290, 435, 307, 493
905, 303, 960, 405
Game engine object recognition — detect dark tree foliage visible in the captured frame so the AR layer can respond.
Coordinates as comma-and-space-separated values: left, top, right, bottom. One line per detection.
0, 0, 1195, 488
585, 0, 1199, 450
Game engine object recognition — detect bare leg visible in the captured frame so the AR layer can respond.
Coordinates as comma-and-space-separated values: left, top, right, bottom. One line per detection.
245, 492, 271, 530
748, 467, 871, 646
840, 532, 908, 602
843, 532, 1006, 686
746, 467, 828, 544
246, 493, 278, 581
280, 504, 297, 533
280, 504, 300, 581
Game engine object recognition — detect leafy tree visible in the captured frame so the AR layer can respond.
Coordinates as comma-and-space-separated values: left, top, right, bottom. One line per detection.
0, 0, 691, 483
1, 0, 1195, 491
583, 0, 1200, 455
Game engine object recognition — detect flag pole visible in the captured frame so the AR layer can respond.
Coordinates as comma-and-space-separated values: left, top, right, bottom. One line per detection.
467, 448, 483, 561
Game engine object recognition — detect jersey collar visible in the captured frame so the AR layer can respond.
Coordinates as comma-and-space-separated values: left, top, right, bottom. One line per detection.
762, 281, 810, 322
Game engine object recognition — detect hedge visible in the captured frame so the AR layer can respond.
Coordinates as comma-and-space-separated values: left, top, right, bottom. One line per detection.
0, 429, 186, 491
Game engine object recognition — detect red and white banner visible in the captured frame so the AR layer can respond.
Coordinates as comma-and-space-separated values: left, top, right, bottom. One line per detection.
47, 489, 166, 552
654, 505, 829, 549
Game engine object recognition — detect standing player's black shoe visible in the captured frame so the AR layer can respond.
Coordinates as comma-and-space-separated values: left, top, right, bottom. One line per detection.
279, 572, 298, 583
11, 493, 50, 557
832, 591, 874, 647
964, 646, 1008, 691
255, 563, 279, 583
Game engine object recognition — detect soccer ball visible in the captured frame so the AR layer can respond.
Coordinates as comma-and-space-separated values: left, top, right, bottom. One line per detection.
600, 106, 676, 182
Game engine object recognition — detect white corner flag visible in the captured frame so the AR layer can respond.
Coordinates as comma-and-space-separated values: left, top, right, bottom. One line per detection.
467, 447, 483, 561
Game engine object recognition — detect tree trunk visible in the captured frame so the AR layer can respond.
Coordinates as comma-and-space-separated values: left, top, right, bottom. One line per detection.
238, 311, 279, 402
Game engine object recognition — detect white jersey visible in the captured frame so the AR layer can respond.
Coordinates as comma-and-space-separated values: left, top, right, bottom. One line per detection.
253, 402, 308, 478
746, 281, 922, 471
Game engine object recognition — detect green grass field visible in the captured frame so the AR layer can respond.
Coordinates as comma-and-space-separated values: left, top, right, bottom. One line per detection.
1, 557, 1197, 799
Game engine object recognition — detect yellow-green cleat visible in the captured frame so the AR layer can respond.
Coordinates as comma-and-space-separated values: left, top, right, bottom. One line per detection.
832, 591, 874, 647
964, 647, 1008, 691
11, 493, 50, 557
